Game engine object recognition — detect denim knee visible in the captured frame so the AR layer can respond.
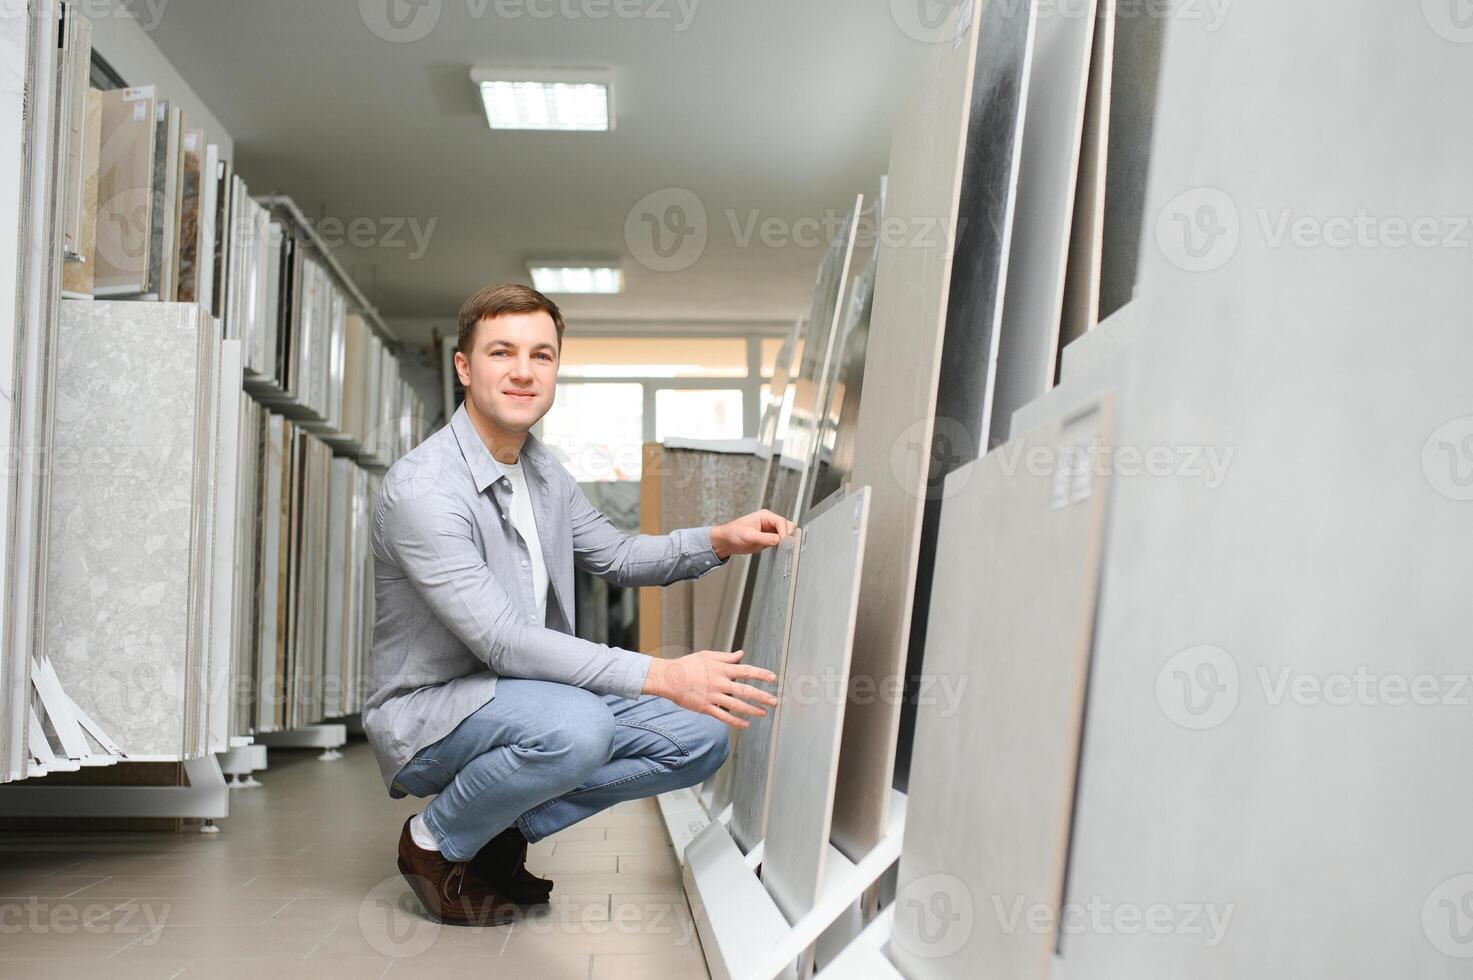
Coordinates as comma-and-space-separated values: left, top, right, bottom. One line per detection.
687, 713, 730, 782
541, 705, 616, 783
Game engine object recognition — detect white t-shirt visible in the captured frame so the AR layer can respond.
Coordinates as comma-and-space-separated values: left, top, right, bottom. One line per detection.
501, 457, 550, 626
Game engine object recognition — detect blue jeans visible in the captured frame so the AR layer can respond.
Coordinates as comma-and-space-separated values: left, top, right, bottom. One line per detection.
392, 678, 729, 862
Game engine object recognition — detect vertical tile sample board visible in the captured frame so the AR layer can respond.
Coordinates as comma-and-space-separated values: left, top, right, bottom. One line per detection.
5, 0, 64, 782
46, 300, 218, 760
991, 0, 1098, 443
58, 11, 91, 259
768, 197, 861, 524
1057, 0, 1116, 360
895, 0, 1039, 801
890, 399, 1112, 979
60, 86, 100, 297
762, 488, 870, 925
206, 339, 243, 754
711, 316, 801, 654
729, 531, 801, 854
93, 86, 157, 296
810, 242, 878, 509
0, 0, 29, 782
654, 445, 762, 656
830, 4, 984, 862
1016, 5, 1473, 976
1095, 0, 1163, 320
176, 129, 205, 303
930, 0, 1038, 464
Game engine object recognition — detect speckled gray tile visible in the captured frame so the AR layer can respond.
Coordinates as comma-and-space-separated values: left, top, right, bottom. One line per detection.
46, 300, 215, 758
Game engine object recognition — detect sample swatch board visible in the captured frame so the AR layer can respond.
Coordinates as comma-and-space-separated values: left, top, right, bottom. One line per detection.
991, 0, 1099, 444
1058, 0, 1117, 360
729, 532, 801, 854
890, 399, 1113, 979
832, 2, 984, 862
93, 86, 157, 295
762, 487, 871, 925
1015, 5, 1473, 977
46, 300, 218, 759
768, 196, 861, 524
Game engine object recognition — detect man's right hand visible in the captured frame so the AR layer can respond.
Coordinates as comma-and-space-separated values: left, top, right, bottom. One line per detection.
643, 649, 779, 729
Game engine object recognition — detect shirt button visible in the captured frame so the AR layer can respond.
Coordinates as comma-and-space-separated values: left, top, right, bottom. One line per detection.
521, 560, 528, 567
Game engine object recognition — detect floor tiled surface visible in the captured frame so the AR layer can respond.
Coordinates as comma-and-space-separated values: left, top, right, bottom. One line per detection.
0, 740, 709, 979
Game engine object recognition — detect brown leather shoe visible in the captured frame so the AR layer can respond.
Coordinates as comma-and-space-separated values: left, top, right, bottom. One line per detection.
397, 817, 518, 926
469, 825, 554, 906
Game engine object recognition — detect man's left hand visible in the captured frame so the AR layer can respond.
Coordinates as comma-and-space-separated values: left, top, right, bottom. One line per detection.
710, 509, 796, 560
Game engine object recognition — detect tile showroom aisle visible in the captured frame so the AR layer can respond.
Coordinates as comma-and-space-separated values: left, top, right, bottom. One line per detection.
0, 741, 709, 978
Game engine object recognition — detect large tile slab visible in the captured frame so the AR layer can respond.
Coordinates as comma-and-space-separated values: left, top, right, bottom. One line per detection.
46, 300, 213, 758
891, 398, 1112, 978
762, 488, 870, 924
93, 86, 156, 295
992, 0, 1098, 440
832, 3, 987, 862
728, 532, 800, 853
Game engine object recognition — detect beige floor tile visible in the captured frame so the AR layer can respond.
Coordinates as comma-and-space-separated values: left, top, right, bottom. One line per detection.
617, 851, 681, 875
67, 874, 249, 900
174, 955, 393, 979
591, 949, 710, 979
0, 957, 195, 978
548, 870, 685, 895
543, 824, 607, 843
0, 918, 153, 960
0, 876, 113, 899
528, 849, 617, 874
382, 949, 591, 979
503, 897, 704, 957
91, 896, 287, 928
604, 824, 678, 844
554, 836, 669, 856
0, 743, 694, 975
108, 923, 337, 959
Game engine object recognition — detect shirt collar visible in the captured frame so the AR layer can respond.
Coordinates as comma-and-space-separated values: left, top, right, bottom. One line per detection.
449, 402, 548, 494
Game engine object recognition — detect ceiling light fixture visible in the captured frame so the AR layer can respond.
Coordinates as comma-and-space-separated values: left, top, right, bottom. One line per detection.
470, 67, 614, 131
528, 261, 625, 295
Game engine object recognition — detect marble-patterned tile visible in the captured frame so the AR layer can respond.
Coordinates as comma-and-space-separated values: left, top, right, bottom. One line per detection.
175, 129, 204, 303
93, 86, 156, 295
60, 86, 100, 297
46, 300, 208, 757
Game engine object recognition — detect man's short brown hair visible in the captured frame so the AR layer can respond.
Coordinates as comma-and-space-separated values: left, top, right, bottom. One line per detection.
457, 283, 566, 356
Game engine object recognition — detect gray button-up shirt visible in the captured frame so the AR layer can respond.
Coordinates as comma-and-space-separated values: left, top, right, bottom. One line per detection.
363, 404, 727, 793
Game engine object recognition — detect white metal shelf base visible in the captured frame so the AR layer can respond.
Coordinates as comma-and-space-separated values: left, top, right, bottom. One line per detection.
682, 788, 907, 980
254, 723, 347, 760
0, 754, 229, 821
814, 904, 901, 978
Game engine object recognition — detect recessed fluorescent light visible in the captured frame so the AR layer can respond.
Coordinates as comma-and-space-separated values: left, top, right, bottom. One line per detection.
470, 67, 614, 131
528, 261, 624, 295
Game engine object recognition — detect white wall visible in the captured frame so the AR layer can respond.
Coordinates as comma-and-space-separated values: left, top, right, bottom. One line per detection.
87, 0, 233, 160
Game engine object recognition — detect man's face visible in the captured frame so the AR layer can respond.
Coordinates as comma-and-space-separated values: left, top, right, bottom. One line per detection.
455, 310, 559, 433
